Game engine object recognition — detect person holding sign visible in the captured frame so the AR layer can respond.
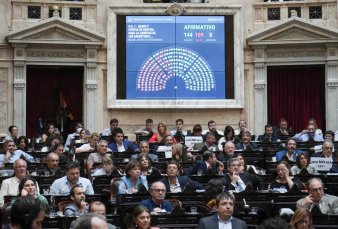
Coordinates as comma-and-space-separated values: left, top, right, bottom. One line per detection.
313, 140, 336, 161
297, 178, 338, 214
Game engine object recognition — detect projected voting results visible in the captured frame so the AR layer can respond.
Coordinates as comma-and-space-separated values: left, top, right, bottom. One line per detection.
126, 16, 226, 99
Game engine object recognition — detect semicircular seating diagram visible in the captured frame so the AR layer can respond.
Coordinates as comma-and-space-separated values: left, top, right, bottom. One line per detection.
137, 47, 215, 92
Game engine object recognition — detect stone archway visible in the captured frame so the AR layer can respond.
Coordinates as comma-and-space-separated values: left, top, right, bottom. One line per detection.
7, 13, 105, 135
247, 15, 338, 133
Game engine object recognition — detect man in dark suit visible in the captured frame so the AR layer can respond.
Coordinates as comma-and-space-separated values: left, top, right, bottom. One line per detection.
192, 132, 220, 154
273, 118, 294, 140
108, 128, 138, 152
257, 124, 280, 142
217, 141, 236, 163
198, 192, 247, 229
235, 131, 258, 151
222, 158, 262, 192
185, 151, 224, 176
160, 160, 203, 193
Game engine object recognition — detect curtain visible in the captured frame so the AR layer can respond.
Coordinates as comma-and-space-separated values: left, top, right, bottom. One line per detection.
267, 65, 325, 133
26, 67, 83, 137
26, 68, 56, 137
57, 68, 83, 122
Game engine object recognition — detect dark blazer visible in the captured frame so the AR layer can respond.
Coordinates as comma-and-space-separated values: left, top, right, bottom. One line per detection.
235, 142, 258, 151
185, 160, 218, 176
216, 153, 234, 163
257, 134, 280, 142
108, 140, 139, 152
198, 214, 247, 229
159, 176, 204, 192
222, 172, 263, 191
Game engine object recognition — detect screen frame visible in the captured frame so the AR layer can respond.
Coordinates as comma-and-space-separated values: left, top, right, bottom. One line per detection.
107, 4, 244, 109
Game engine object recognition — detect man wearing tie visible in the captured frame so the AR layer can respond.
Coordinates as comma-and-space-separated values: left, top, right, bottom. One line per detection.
222, 158, 262, 192
198, 192, 247, 229
257, 124, 280, 142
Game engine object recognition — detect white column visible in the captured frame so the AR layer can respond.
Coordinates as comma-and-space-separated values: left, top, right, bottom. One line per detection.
254, 63, 267, 135
13, 45, 27, 135
85, 62, 97, 132
326, 60, 338, 131
85, 46, 99, 132
253, 46, 267, 135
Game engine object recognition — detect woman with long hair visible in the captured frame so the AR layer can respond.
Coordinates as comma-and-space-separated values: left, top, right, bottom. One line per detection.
137, 153, 154, 176
218, 126, 240, 150
149, 122, 171, 143
17, 136, 29, 152
290, 208, 313, 229
11, 177, 48, 205
41, 123, 56, 143
128, 206, 160, 229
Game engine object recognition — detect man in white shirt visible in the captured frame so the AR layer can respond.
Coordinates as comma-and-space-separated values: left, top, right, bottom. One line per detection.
64, 122, 83, 148
101, 118, 119, 136
0, 140, 35, 165
75, 133, 100, 154
0, 159, 32, 206
50, 162, 94, 195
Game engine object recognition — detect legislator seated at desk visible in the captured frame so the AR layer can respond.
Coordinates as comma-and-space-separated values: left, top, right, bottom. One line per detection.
0, 140, 35, 165
0, 159, 37, 207
216, 141, 236, 163
276, 138, 302, 162
235, 131, 258, 151
185, 151, 224, 176
294, 123, 324, 143
312, 140, 337, 162
257, 124, 280, 143
222, 158, 262, 192
108, 128, 139, 153
140, 181, 172, 213
192, 132, 220, 153
269, 160, 304, 193
159, 160, 203, 193
131, 141, 158, 163
118, 160, 148, 194
198, 192, 246, 229
35, 152, 65, 177
50, 162, 94, 195
64, 185, 88, 217
297, 177, 338, 214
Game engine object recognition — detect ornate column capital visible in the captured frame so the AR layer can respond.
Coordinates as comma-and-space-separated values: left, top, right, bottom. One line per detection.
254, 62, 265, 68
86, 62, 98, 68
327, 60, 338, 66
13, 82, 25, 89
14, 61, 25, 67
86, 83, 97, 89
327, 82, 338, 88
254, 84, 265, 90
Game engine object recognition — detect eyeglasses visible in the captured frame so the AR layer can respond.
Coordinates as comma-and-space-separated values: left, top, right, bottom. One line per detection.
230, 164, 240, 167
150, 189, 166, 193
